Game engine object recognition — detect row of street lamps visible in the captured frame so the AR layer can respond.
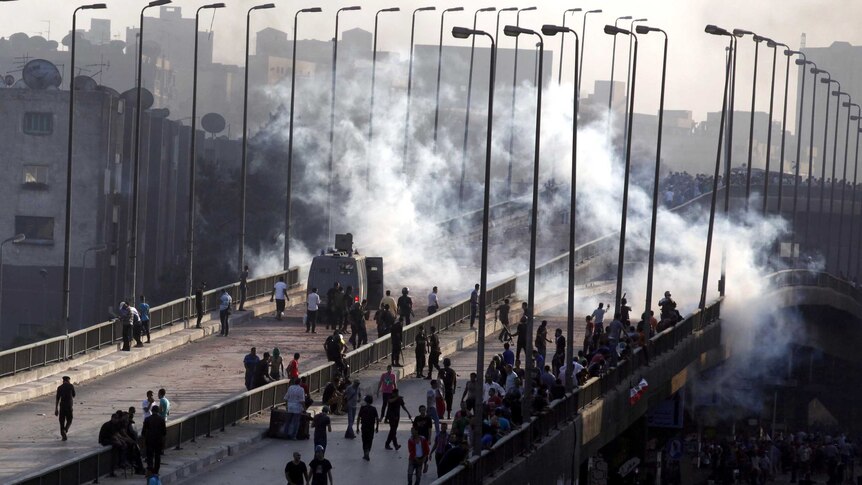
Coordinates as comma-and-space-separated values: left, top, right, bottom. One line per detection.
705, 25, 862, 285
451, 15, 671, 455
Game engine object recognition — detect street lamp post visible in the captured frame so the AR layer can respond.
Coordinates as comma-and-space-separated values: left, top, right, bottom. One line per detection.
129, 0, 170, 307
432, 7, 463, 151
578, 9, 602, 96
787, 51, 809, 254
837, 100, 856, 273
64, 2, 106, 338
849, 114, 862, 278
327, 6, 361, 243
701, 25, 734, 316
458, 6, 496, 209
503, 23, 544, 422
805, 66, 825, 252
494, 8, 517, 77
505, 6, 537, 200
78, 244, 107, 329
541, 23, 579, 392
719, 30, 741, 297
735, 30, 759, 206
776, 47, 792, 215
604, 24, 639, 316
402, 6, 436, 174
452, 23, 496, 458
818, 76, 836, 226
827, 89, 849, 271
621, 18, 647, 146
606, 15, 632, 115
188, 2, 224, 322
0, 234, 25, 344
367, 6, 399, 188
761, 40, 781, 214
823, 81, 843, 270
238, 3, 276, 275
556, 8, 581, 85
285, 7, 322, 269
635, 24, 668, 323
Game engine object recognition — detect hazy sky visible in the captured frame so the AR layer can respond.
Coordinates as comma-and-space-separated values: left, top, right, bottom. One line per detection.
4, 0, 862, 123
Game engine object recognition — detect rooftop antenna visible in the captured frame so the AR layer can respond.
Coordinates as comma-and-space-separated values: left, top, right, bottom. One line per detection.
41, 20, 51, 41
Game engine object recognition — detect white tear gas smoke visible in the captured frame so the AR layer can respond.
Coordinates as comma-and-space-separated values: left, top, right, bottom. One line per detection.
248, 43, 813, 408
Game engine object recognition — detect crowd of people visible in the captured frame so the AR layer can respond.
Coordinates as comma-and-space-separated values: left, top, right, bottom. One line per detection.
658, 169, 855, 209
117, 295, 152, 352
94, 388, 170, 481
699, 430, 857, 485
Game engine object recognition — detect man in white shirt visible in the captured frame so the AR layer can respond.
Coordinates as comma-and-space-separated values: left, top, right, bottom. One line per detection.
591, 303, 607, 335
482, 376, 506, 402
283, 378, 307, 439
504, 365, 518, 395
219, 289, 232, 336
427, 287, 439, 314
558, 360, 586, 386
142, 390, 155, 419
307, 287, 320, 333
270, 276, 289, 321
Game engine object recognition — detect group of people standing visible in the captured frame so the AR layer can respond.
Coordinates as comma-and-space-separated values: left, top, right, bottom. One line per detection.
244, 346, 301, 391
118, 295, 151, 351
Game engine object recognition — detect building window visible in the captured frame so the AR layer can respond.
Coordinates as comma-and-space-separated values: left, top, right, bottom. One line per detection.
23, 112, 53, 135
15, 216, 54, 243
22, 165, 49, 189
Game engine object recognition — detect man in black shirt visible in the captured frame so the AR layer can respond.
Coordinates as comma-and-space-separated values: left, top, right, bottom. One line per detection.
437, 439, 470, 477
195, 282, 206, 328
238, 265, 249, 311
309, 445, 333, 485
397, 287, 414, 325
284, 451, 308, 485
426, 327, 441, 379
390, 318, 404, 366
438, 358, 457, 419
414, 326, 428, 378
142, 405, 167, 474
55, 376, 75, 440
412, 405, 433, 440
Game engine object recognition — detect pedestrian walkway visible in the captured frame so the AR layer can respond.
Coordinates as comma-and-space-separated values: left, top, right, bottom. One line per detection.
176, 313, 574, 485
0, 295, 319, 482
2, 270, 606, 484
104, 283, 607, 485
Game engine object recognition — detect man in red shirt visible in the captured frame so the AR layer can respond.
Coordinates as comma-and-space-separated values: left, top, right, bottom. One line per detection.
287, 353, 301, 380
407, 427, 430, 485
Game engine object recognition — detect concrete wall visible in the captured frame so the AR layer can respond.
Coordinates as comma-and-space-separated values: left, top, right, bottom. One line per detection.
478, 320, 723, 485
0, 89, 120, 343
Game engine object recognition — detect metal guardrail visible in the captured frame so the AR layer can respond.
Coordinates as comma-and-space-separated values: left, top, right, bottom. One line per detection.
766, 269, 862, 302
10, 276, 516, 485
0, 268, 300, 379
0, 189, 704, 381
435, 297, 724, 485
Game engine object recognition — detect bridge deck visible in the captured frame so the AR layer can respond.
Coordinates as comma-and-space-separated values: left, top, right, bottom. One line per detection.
0, 297, 325, 482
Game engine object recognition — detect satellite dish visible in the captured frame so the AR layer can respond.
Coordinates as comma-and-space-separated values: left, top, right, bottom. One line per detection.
73, 75, 97, 91
97, 85, 120, 98
22, 59, 62, 90
4, 75, 14, 86
201, 113, 226, 134
120, 87, 154, 110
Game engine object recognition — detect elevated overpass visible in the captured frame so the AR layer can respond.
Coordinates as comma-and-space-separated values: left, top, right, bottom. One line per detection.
4, 179, 862, 484
437, 268, 862, 484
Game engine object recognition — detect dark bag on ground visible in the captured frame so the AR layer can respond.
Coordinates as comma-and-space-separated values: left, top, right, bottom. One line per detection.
268, 408, 289, 439
297, 412, 311, 440
267, 408, 312, 440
